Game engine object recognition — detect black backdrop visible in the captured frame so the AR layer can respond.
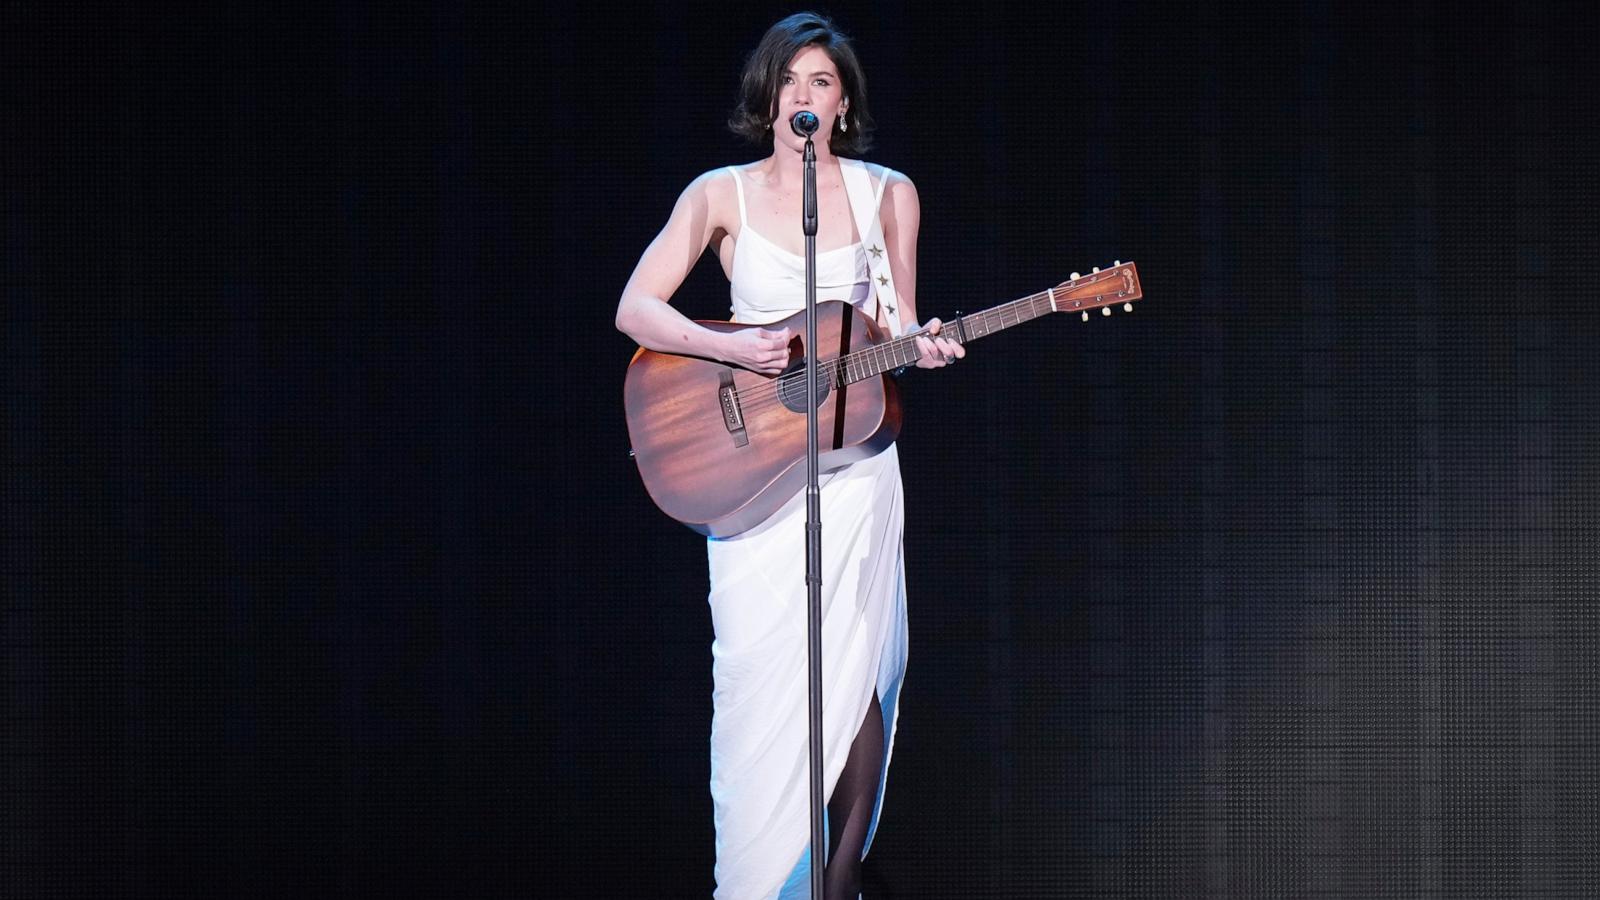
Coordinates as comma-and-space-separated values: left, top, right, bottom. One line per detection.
7, 1, 1600, 897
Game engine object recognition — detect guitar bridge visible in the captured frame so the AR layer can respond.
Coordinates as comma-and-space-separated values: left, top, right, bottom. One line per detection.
718, 370, 749, 447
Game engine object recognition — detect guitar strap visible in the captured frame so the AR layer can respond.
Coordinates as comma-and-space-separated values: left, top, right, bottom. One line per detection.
840, 158, 904, 338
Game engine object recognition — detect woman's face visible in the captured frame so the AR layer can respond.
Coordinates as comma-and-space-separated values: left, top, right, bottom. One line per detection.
772, 44, 847, 152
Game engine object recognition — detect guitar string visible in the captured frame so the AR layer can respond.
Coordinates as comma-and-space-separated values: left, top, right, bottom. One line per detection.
729, 288, 1064, 412
730, 294, 1092, 413
734, 292, 1045, 405
725, 274, 1137, 413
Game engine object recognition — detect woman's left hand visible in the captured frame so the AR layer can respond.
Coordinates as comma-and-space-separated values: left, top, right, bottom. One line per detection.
911, 317, 966, 369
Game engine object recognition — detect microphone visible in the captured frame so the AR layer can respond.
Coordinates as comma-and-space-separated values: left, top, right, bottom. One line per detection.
789, 110, 819, 137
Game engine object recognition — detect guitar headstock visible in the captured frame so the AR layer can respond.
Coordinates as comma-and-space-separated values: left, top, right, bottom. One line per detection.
1047, 261, 1142, 321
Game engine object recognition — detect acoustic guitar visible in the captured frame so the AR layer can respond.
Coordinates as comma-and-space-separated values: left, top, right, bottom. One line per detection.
624, 261, 1143, 536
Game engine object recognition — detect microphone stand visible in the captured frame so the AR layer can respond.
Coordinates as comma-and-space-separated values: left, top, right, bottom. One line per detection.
799, 119, 826, 900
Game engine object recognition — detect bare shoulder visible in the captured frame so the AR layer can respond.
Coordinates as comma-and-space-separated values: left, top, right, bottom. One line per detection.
677, 166, 736, 206
871, 164, 920, 230
677, 165, 744, 226
868, 163, 917, 194
650, 167, 744, 251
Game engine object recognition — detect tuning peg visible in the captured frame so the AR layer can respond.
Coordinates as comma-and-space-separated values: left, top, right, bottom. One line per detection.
1092, 266, 1100, 273
1124, 303, 1133, 312
1070, 272, 1080, 280
1114, 259, 1122, 266
1081, 311, 1089, 322
1101, 307, 1111, 316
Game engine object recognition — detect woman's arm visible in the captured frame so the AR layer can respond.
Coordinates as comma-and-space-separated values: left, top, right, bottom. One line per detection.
615, 172, 793, 375
880, 169, 963, 368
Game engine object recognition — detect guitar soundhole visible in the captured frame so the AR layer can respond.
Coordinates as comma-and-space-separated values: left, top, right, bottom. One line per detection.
776, 361, 832, 414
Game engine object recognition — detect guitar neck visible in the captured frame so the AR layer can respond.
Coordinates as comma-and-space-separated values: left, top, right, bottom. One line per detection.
835, 262, 1142, 386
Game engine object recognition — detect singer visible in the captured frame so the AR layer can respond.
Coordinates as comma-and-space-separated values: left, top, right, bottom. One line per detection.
615, 11, 963, 900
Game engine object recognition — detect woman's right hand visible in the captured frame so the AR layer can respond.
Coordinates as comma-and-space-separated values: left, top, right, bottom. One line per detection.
724, 326, 794, 375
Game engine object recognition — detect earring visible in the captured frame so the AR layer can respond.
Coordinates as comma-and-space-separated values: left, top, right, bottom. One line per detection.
839, 115, 848, 133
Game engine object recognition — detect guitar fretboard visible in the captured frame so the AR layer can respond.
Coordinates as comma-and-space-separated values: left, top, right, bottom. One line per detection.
835, 292, 1057, 386
831, 263, 1140, 387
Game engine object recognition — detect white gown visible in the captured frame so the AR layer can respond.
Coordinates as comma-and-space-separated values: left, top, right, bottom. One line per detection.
707, 164, 909, 900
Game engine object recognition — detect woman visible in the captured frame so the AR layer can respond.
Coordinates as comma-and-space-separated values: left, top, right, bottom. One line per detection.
615, 12, 963, 899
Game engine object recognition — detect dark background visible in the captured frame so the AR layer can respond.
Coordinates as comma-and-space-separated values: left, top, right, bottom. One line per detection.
6, 0, 1599, 897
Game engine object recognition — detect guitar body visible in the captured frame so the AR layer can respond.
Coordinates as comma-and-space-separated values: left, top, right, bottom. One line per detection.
624, 301, 902, 537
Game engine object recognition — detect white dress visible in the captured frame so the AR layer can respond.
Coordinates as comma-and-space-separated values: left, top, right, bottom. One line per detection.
707, 164, 910, 900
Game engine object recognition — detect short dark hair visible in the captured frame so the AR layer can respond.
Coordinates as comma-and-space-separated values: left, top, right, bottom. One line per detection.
728, 12, 874, 156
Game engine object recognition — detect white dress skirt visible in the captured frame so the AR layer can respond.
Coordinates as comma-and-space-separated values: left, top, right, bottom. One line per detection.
707, 165, 910, 899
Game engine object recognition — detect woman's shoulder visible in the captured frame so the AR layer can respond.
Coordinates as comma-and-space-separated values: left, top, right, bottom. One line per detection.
850, 159, 915, 195
666, 165, 751, 226
683, 163, 781, 203
856, 161, 918, 233
679, 165, 742, 198
854, 161, 916, 207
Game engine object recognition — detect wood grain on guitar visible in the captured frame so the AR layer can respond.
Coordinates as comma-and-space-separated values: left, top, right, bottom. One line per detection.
624, 261, 1143, 536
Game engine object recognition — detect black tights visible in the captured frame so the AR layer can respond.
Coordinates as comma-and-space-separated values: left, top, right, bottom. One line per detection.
824, 691, 884, 900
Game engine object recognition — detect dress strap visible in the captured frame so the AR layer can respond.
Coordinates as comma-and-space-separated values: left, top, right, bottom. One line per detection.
725, 166, 749, 226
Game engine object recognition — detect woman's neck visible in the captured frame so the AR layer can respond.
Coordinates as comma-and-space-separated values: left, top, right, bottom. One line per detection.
758, 142, 841, 191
